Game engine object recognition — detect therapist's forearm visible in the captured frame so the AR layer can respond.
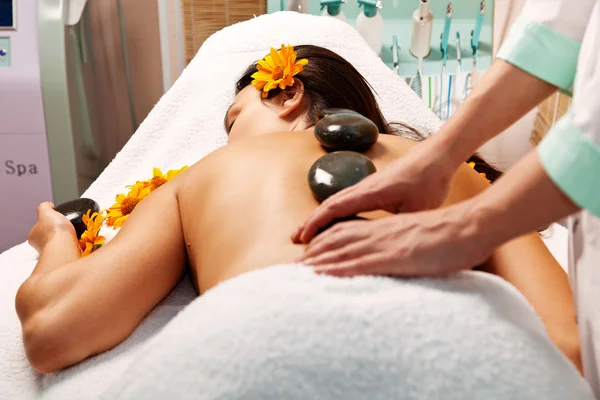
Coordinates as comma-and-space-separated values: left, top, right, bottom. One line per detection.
467, 149, 580, 249
430, 59, 558, 168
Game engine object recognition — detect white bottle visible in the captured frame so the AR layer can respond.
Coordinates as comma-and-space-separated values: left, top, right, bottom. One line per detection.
356, 0, 383, 56
410, 0, 433, 59
287, 0, 309, 13
320, 0, 347, 22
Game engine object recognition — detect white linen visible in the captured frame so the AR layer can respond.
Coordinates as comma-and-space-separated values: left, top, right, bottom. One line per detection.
102, 264, 593, 400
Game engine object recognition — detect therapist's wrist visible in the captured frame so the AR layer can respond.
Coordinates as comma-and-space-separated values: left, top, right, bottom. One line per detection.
429, 124, 479, 171
421, 133, 465, 174
460, 198, 511, 255
427, 201, 500, 270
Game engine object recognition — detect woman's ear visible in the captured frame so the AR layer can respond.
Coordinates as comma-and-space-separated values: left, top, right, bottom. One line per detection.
277, 79, 305, 118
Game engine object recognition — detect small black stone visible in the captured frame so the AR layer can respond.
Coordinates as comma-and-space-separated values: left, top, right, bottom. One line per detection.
54, 198, 101, 238
308, 151, 376, 202
314, 111, 379, 152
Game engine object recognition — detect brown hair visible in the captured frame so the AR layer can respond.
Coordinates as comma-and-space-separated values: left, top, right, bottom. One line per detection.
236, 45, 501, 182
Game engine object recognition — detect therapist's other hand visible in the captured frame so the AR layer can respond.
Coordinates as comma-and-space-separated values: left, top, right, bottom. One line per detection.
298, 205, 493, 277
28, 202, 76, 253
292, 143, 455, 244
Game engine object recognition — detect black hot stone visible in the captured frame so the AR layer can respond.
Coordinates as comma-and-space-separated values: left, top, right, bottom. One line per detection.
314, 110, 379, 152
308, 151, 376, 202
54, 198, 101, 238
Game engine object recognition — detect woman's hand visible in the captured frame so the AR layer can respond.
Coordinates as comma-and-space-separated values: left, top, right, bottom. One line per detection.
298, 203, 495, 277
28, 202, 77, 253
292, 141, 456, 244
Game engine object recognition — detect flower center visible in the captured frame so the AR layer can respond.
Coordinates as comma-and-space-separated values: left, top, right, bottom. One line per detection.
150, 176, 168, 189
120, 197, 140, 215
271, 66, 284, 80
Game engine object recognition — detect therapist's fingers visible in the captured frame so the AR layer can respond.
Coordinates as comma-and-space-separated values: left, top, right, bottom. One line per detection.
294, 185, 375, 244
302, 239, 373, 266
292, 186, 356, 244
300, 221, 367, 261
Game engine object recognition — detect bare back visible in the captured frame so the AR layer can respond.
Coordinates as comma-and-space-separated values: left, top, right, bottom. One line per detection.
177, 131, 476, 293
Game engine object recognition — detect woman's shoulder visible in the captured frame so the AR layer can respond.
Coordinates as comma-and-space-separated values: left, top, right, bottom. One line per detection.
366, 134, 419, 160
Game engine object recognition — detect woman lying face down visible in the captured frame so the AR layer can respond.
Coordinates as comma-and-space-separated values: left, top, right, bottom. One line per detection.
17, 45, 580, 375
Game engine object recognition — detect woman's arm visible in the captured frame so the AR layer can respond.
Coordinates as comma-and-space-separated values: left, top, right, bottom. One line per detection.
15, 183, 187, 373
481, 234, 581, 371
446, 164, 581, 370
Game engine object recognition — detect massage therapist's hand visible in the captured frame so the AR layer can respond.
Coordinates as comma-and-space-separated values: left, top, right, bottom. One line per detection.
298, 203, 494, 277
28, 202, 76, 253
292, 142, 456, 244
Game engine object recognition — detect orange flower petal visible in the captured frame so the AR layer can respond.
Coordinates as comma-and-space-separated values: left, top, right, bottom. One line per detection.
251, 71, 273, 81
257, 59, 273, 72
252, 80, 267, 90
269, 47, 282, 66
153, 167, 163, 177
264, 80, 281, 93
256, 64, 272, 74
82, 210, 91, 227
263, 54, 276, 69
81, 242, 93, 257
280, 44, 291, 64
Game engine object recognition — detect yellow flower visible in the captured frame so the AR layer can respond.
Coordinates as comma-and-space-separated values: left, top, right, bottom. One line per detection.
251, 44, 308, 98
126, 180, 151, 191
147, 166, 188, 191
79, 210, 106, 257
105, 183, 151, 229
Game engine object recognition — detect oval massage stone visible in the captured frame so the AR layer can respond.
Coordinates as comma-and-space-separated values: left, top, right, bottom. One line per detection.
54, 198, 101, 238
315, 110, 379, 152
308, 151, 376, 202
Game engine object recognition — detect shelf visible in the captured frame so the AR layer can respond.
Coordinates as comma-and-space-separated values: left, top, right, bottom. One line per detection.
268, 0, 494, 77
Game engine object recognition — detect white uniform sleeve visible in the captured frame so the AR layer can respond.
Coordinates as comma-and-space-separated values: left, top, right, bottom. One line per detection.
497, 0, 596, 91
538, 3, 600, 217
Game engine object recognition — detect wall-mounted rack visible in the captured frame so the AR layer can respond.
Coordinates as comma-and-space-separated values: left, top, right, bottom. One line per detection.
267, 0, 494, 78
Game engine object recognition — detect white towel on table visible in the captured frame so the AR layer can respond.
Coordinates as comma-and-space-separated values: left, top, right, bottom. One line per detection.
0, 12, 441, 400
101, 264, 593, 400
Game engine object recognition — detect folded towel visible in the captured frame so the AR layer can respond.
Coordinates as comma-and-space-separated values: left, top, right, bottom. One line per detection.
102, 264, 593, 400
0, 12, 441, 399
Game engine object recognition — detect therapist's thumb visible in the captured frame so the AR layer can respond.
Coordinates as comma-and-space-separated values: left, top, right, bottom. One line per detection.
296, 184, 377, 244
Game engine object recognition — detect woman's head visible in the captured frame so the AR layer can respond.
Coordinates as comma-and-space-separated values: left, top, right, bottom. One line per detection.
226, 45, 395, 142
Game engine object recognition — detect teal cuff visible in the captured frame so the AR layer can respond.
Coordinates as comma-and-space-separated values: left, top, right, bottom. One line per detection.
538, 115, 600, 217
497, 16, 581, 92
